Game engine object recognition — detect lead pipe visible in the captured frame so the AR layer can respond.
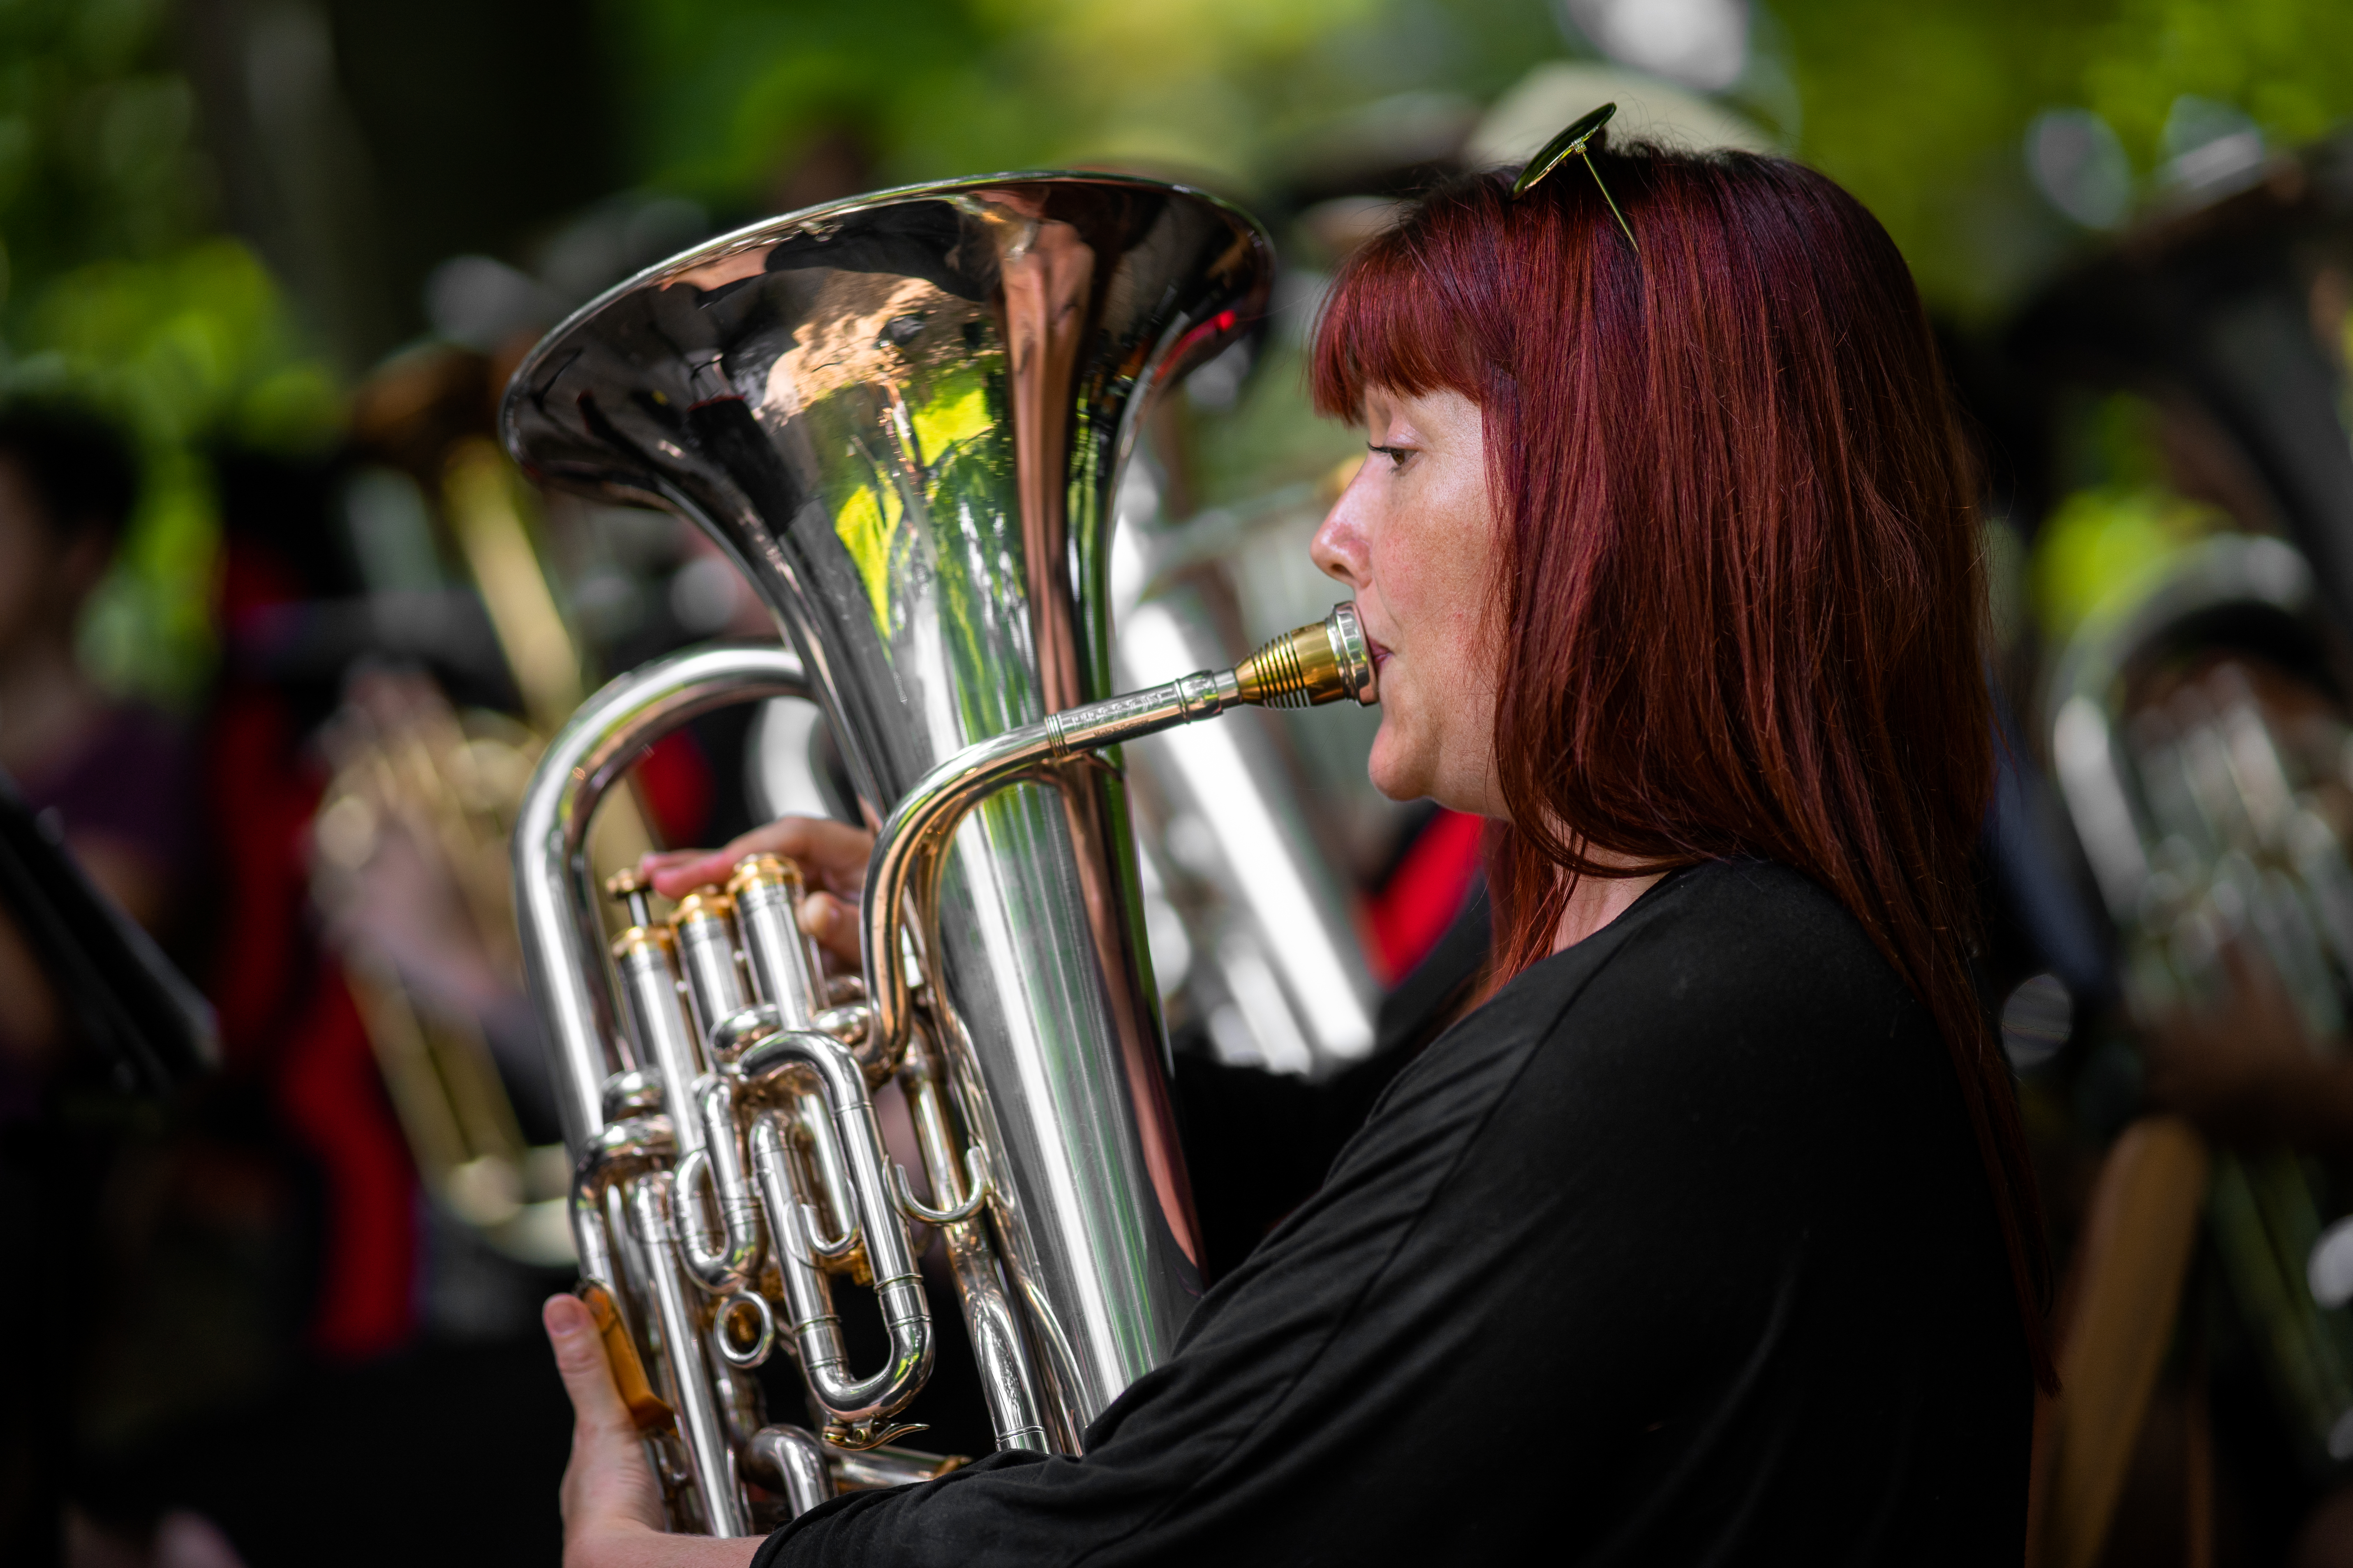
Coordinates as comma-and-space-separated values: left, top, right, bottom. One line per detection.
855, 604, 1374, 1078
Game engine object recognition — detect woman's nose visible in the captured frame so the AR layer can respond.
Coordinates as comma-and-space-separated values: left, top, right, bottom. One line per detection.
1311, 487, 1370, 590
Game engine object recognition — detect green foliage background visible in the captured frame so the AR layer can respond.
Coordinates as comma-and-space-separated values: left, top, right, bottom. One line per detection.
0, 0, 334, 702
5, 0, 2353, 700
596, 0, 2353, 316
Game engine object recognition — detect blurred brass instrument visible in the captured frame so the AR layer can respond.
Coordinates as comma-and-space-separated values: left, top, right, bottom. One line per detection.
312, 670, 577, 1263
499, 174, 1377, 1532
2050, 533, 2353, 1476
312, 412, 650, 1267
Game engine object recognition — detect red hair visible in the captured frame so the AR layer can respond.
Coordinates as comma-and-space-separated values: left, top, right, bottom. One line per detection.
1312, 146, 2053, 1388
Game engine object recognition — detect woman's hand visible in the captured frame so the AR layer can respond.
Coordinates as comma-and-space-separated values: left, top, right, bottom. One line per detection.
641, 817, 876, 966
543, 1294, 762, 1566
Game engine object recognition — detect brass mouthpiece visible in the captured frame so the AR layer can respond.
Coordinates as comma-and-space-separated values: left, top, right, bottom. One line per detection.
1233, 602, 1378, 709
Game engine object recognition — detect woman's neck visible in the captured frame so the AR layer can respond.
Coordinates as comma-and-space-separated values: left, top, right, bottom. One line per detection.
1550, 860, 1666, 954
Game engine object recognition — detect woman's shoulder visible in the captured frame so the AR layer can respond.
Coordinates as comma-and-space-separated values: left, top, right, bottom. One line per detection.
1498, 857, 1947, 1117
1524, 857, 1920, 1028
1355, 857, 1953, 1174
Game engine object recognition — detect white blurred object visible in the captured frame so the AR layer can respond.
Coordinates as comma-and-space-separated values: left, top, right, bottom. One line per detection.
1469, 60, 1774, 170
1559, 0, 1750, 93
2161, 95, 2265, 196
425, 254, 561, 351
1133, 838, 1195, 1000
2027, 109, 2134, 230
1120, 596, 1379, 1070
1209, 933, 1317, 1077
536, 191, 712, 306
746, 695, 839, 823
2311, 1216, 2353, 1309
343, 466, 444, 592
668, 552, 744, 633
1997, 972, 2074, 1069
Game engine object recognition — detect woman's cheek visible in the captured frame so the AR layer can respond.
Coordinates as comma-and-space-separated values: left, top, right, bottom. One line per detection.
1365, 691, 1427, 802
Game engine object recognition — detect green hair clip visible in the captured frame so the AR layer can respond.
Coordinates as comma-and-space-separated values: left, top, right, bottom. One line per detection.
1511, 102, 1638, 254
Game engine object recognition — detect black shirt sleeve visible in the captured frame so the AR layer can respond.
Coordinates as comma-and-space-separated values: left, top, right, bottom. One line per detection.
754, 860, 2028, 1567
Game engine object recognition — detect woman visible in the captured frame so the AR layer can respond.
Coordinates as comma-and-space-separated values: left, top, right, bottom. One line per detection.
544, 138, 2047, 1564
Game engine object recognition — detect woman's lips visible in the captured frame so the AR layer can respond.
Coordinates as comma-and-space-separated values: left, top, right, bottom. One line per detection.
1368, 638, 1394, 675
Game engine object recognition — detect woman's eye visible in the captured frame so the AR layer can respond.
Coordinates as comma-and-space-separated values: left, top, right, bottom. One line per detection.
1371, 443, 1413, 469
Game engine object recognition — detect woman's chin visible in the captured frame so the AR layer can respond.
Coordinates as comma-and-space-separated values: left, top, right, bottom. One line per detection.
1365, 737, 1428, 804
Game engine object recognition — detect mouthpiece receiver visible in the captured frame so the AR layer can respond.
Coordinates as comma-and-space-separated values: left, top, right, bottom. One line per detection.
1234, 601, 1378, 709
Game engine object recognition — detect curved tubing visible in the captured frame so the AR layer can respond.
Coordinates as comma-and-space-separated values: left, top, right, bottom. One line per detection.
852, 603, 1371, 1076
677, 1075, 765, 1294
570, 1113, 675, 1291
899, 1026, 1048, 1452
512, 644, 813, 1155
715, 1004, 860, 1252
795, 1093, 864, 1259
856, 667, 1246, 1076
745, 1425, 834, 1519
739, 1028, 933, 1427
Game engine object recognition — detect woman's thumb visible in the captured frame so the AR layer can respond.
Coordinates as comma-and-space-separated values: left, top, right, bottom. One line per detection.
545, 1293, 629, 1431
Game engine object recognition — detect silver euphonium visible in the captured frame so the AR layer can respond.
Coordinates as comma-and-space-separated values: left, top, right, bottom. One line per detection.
500, 173, 1377, 1534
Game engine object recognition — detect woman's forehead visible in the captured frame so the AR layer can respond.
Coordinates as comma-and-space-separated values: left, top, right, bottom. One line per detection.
1361, 385, 1479, 427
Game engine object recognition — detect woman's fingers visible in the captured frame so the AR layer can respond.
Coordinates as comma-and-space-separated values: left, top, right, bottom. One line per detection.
798, 890, 862, 965
636, 815, 875, 963
641, 845, 753, 901
643, 816, 877, 902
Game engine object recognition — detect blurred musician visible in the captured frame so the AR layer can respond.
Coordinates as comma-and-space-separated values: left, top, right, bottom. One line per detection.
0, 402, 184, 1103
543, 138, 2047, 1564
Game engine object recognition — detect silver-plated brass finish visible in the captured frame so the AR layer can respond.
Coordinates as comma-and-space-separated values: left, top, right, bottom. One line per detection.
739, 1022, 935, 1433
678, 1074, 765, 1294
506, 173, 1274, 1431
615, 936, 708, 1158
511, 642, 816, 1154
745, 1424, 834, 1519
902, 1012, 1051, 1451
675, 905, 751, 1047
735, 865, 827, 1031
629, 1172, 748, 1536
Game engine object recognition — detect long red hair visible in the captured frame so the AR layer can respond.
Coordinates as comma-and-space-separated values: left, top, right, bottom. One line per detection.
1311, 145, 2053, 1388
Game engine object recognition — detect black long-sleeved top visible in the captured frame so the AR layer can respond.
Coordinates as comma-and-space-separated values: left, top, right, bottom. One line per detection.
754, 859, 2029, 1565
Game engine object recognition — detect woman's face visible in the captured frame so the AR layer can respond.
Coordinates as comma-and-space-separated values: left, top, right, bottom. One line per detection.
1311, 386, 1504, 817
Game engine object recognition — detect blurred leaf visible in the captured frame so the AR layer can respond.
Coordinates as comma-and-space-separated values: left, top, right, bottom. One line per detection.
2031, 483, 2226, 645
